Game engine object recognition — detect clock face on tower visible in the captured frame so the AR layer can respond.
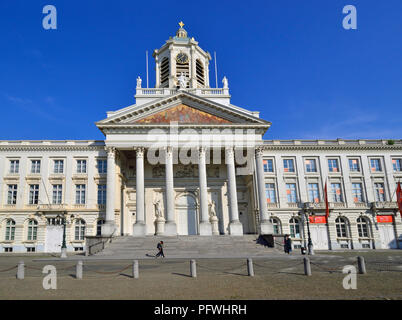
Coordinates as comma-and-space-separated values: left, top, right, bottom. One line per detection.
176, 52, 189, 64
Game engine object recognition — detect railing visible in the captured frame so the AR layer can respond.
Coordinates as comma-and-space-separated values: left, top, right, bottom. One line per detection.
35, 204, 66, 211
371, 201, 398, 209
135, 87, 229, 97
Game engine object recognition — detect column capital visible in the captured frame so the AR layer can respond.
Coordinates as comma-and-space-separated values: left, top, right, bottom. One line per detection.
225, 146, 234, 158
165, 146, 173, 156
105, 146, 116, 158
134, 147, 145, 158
255, 146, 264, 158
198, 147, 207, 158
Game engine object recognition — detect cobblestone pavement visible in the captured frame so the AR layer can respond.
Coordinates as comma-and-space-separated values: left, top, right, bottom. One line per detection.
0, 251, 401, 300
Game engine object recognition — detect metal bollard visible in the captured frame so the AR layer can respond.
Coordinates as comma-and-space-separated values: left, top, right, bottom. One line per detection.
357, 256, 367, 274
304, 257, 312, 276
17, 261, 25, 280
132, 260, 139, 279
247, 258, 254, 277
190, 259, 197, 278
76, 260, 83, 279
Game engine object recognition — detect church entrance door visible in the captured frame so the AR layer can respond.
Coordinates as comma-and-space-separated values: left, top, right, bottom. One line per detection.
176, 194, 198, 235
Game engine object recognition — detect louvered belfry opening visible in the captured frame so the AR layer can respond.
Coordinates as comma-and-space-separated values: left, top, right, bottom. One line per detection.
160, 57, 169, 88
196, 59, 205, 87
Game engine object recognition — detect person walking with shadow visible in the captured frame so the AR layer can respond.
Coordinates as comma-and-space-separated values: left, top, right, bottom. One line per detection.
155, 240, 165, 258
284, 234, 292, 254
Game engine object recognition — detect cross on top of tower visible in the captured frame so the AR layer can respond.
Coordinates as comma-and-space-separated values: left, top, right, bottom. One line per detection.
179, 21, 184, 28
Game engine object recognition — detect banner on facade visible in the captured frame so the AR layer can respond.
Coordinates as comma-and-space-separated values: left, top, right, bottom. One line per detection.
376, 215, 394, 223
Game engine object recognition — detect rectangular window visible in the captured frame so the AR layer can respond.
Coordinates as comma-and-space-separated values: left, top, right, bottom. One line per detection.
370, 159, 382, 172
97, 184, 107, 205
29, 184, 39, 205
7, 185, 18, 205
305, 159, 317, 173
27, 247, 36, 252
9, 160, 19, 174
328, 159, 340, 172
52, 185, 63, 204
392, 159, 402, 172
308, 183, 320, 203
331, 183, 343, 202
31, 160, 41, 174
286, 183, 297, 203
352, 183, 364, 203
4, 247, 13, 253
75, 185, 86, 204
283, 159, 295, 173
76, 160, 87, 174
54, 160, 64, 174
263, 159, 273, 173
374, 183, 386, 202
265, 183, 276, 203
97, 159, 107, 174
349, 159, 360, 172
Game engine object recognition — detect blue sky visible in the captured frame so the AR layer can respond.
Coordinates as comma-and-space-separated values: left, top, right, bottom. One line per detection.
0, 0, 401, 140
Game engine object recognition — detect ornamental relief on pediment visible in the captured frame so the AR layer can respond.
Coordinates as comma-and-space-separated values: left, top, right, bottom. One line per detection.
152, 165, 165, 178
135, 104, 232, 124
174, 164, 199, 178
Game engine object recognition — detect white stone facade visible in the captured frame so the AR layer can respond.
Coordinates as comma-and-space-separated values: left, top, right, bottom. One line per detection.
0, 24, 401, 253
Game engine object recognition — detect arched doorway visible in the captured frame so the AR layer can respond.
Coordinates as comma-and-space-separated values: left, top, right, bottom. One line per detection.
176, 194, 198, 235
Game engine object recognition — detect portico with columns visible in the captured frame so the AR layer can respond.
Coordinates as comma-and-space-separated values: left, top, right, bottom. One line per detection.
96, 22, 274, 237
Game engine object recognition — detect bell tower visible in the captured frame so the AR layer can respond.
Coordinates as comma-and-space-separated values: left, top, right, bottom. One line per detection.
153, 22, 212, 89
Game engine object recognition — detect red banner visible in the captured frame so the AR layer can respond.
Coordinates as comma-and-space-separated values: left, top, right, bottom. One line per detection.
397, 182, 402, 218
376, 215, 394, 223
309, 216, 327, 224
324, 182, 329, 218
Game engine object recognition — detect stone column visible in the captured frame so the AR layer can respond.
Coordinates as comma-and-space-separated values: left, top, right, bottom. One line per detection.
164, 147, 177, 235
225, 147, 243, 235
255, 147, 274, 234
198, 147, 212, 235
133, 148, 147, 236
102, 147, 116, 236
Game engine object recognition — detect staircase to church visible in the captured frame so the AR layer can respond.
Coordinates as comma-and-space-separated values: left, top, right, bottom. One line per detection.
95, 235, 281, 258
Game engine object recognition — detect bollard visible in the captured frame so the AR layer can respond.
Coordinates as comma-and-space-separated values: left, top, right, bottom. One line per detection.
17, 261, 25, 280
357, 256, 367, 274
190, 259, 197, 278
76, 260, 83, 279
304, 257, 312, 276
247, 258, 254, 277
132, 260, 139, 279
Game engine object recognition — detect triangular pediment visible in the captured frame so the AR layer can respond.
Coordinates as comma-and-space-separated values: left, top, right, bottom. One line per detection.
96, 91, 271, 127
135, 104, 232, 124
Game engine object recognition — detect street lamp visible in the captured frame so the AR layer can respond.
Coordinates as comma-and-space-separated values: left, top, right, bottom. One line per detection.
303, 202, 315, 255
55, 212, 74, 259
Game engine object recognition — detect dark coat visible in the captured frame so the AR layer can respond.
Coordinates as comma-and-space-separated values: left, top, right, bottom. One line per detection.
284, 238, 292, 252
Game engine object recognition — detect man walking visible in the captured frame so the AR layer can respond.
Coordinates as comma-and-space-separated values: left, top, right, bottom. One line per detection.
155, 240, 165, 258
284, 235, 292, 254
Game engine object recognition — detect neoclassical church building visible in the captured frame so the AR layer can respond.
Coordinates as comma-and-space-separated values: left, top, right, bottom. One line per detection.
1, 23, 401, 253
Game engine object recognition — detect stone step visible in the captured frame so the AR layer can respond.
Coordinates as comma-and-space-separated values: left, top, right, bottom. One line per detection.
96, 235, 279, 258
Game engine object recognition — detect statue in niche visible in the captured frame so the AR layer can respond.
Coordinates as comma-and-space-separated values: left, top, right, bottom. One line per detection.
209, 199, 219, 235
154, 199, 163, 218
209, 200, 217, 217
177, 72, 187, 89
